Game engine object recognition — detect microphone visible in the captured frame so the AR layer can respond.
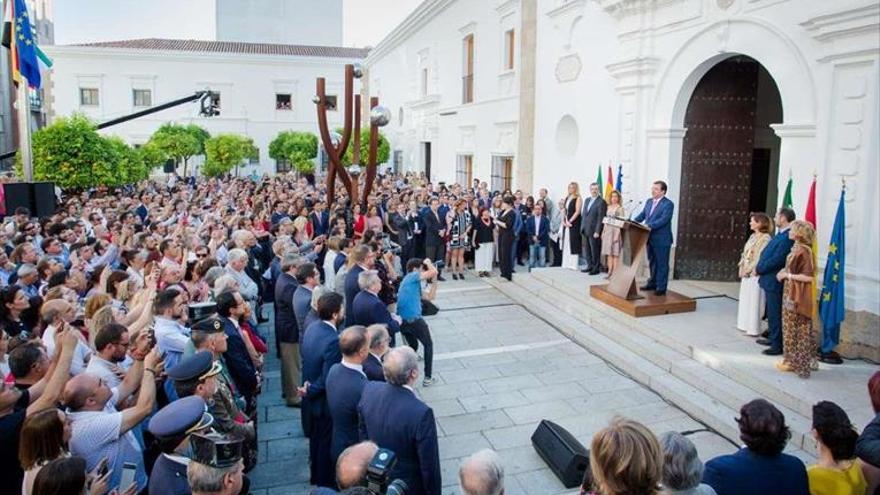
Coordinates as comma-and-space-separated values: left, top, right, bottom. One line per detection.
628, 199, 644, 220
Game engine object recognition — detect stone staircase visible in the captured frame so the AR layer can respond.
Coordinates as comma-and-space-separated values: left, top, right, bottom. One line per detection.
485, 270, 823, 458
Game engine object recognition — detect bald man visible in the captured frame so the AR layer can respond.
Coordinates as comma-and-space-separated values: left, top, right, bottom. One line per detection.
309, 442, 379, 495
326, 326, 369, 462
459, 449, 505, 495
64, 348, 162, 492
40, 299, 92, 375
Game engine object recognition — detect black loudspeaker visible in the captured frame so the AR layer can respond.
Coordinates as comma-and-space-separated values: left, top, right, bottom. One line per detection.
163, 159, 175, 173
531, 420, 591, 489
31, 182, 56, 217
3, 182, 33, 215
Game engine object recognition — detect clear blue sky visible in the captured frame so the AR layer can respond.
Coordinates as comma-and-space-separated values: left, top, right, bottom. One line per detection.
53, 0, 422, 48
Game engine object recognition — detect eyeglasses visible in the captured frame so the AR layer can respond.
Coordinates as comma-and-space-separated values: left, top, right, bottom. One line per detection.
196, 253, 208, 258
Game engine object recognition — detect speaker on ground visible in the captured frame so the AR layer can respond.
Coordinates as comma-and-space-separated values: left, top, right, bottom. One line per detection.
531, 419, 591, 489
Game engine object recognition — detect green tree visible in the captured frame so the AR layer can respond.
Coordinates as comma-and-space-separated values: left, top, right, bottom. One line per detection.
203, 134, 251, 178
335, 129, 390, 168
269, 131, 318, 174
147, 123, 209, 176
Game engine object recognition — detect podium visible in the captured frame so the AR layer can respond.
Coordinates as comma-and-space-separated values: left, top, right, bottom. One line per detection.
589, 217, 696, 317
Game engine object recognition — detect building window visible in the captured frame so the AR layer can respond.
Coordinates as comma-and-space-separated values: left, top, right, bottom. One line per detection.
462, 34, 474, 104
249, 149, 260, 165
398, 107, 404, 126
132, 89, 152, 107
456, 155, 474, 186
420, 68, 428, 97
325, 95, 338, 111
491, 156, 513, 192
276, 159, 291, 173
79, 88, 99, 106
392, 150, 403, 174
276, 93, 292, 110
504, 29, 515, 71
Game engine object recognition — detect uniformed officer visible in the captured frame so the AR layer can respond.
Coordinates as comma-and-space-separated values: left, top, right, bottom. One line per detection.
147, 395, 215, 495
188, 433, 249, 495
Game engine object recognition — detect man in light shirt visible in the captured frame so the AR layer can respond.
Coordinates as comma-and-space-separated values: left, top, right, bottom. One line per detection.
152, 288, 191, 373
40, 299, 92, 375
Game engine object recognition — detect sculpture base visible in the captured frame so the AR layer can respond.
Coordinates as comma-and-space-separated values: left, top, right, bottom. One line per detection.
589, 284, 696, 317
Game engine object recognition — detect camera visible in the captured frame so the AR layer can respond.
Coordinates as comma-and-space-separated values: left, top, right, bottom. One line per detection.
365, 448, 408, 495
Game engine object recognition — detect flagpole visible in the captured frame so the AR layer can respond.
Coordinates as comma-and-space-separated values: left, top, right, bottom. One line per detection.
15, 71, 32, 181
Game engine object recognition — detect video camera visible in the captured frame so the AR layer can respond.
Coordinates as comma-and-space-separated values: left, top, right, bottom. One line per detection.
365, 448, 408, 495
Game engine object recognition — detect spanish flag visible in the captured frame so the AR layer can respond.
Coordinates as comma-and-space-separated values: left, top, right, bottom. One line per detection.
804, 176, 818, 320
605, 165, 614, 201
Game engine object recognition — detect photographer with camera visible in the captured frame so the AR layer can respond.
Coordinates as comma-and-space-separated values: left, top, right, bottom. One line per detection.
396, 258, 438, 387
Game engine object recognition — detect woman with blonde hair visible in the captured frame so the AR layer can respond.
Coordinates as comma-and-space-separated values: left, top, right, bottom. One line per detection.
560, 182, 583, 270
589, 417, 663, 495
601, 190, 626, 278
776, 219, 817, 378
736, 212, 773, 336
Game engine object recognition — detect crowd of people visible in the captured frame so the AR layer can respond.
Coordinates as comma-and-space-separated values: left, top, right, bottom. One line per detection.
0, 169, 874, 495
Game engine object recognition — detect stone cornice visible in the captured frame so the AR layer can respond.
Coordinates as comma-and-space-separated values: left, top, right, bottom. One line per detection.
546, 0, 586, 19
494, 0, 519, 16
593, 0, 687, 20
365, 0, 457, 63
606, 56, 659, 91
770, 123, 817, 138
646, 128, 687, 139
800, 2, 880, 42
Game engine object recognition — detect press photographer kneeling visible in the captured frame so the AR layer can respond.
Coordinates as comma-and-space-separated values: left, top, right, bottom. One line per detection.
396, 258, 439, 387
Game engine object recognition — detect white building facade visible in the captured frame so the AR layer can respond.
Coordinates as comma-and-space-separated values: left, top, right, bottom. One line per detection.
43, 39, 368, 175
366, 0, 879, 354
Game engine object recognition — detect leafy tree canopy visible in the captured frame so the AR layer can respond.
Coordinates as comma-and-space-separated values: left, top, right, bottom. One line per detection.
269, 131, 318, 173
203, 134, 252, 177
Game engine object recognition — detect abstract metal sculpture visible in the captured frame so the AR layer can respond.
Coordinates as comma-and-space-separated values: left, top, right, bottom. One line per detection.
315, 63, 389, 206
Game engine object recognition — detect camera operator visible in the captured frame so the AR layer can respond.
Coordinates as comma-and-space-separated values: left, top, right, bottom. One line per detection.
310, 441, 379, 495
396, 258, 438, 387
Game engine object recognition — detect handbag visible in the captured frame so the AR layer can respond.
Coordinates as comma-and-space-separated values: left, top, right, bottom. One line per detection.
421, 298, 439, 316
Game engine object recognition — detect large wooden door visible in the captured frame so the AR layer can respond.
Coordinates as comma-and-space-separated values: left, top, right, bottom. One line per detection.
675, 57, 759, 281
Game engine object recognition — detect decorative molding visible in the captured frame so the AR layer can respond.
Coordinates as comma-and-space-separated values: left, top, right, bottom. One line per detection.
594, 0, 688, 20
646, 128, 687, 139
494, 0, 518, 16
405, 94, 442, 109
606, 56, 659, 91
459, 21, 478, 36
555, 54, 583, 83
800, 2, 880, 42
546, 0, 586, 19
770, 123, 817, 138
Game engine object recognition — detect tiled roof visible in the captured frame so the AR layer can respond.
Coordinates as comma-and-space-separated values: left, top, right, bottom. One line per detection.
66, 38, 370, 59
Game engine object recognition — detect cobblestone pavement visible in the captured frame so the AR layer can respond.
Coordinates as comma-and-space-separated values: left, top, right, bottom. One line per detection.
249, 277, 735, 494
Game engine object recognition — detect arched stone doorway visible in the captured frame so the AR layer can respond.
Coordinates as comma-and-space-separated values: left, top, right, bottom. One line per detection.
674, 55, 783, 281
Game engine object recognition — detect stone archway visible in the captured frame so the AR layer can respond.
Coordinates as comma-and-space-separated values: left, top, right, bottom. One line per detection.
674, 55, 783, 281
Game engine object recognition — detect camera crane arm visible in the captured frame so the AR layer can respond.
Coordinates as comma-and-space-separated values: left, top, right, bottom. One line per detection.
0, 90, 218, 162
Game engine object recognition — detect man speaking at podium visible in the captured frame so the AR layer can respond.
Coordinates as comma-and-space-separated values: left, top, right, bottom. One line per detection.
634, 181, 674, 296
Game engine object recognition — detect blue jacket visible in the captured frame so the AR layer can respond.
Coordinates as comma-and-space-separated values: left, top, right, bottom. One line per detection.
351, 291, 400, 336
634, 196, 674, 246
702, 448, 808, 495
273, 272, 298, 344
293, 285, 314, 344
358, 382, 441, 495
220, 317, 258, 400
310, 210, 330, 237
326, 363, 367, 460
363, 353, 385, 382
525, 215, 550, 247
755, 229, 794, 293
344, 265, 365, 325
301, 321, 341, 419
333, 253, 347, 275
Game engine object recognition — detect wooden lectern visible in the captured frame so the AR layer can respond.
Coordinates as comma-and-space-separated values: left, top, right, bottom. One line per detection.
590, 217, 696, 317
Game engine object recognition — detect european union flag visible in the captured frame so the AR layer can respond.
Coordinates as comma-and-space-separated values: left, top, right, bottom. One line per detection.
615, 164, 623, 193
13, 0, 40, 88
819, 189, 845, 354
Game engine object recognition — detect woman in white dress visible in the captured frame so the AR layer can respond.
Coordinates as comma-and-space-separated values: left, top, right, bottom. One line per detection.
736, 212, 772, 335
560, 182, 583, 270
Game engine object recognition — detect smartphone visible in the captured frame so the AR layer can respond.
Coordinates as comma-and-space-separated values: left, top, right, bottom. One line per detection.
120, 462, 137, 491
96, 457, 109, 478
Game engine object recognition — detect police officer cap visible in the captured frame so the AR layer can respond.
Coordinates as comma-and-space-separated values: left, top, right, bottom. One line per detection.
190, 432, 244, 468
148, 395, 214, 439
192, 316, 224, 334
166, 351, 223, 383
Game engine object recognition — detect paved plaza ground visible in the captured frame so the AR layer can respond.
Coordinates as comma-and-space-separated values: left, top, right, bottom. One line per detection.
250, 277, 736, 494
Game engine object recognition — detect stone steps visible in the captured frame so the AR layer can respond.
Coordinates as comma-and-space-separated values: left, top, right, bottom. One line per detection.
486, 273, 817, 457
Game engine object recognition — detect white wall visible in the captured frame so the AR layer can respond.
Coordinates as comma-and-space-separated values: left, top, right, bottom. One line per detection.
43, 45, 363, 175
215, 0, 343, 47
366, 0, 521, 187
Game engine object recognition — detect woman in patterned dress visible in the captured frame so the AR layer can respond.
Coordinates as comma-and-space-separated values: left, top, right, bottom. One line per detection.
776, 219, 817, 378
448, 199, 472, 280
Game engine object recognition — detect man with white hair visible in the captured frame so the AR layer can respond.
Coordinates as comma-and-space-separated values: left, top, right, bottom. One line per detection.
16, 263, 40, 298
225, 248, 259, 304
350, 270, 400, 345
459, 449, 505, 495
357, 347, 441, 494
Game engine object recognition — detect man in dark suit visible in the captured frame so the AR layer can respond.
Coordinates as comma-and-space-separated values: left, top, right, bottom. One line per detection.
363, 324, 389, 382
702, 399, 808, 495
358, 347, 441, 495
580, 182, 607, 274
422, 197, 447, 281
634, 180, 675, 295
310, 201, 331, 238
344, 245, 372, 326
273, 253, 301, 407
389, 202, 414, 268
294, 262, 320, 344
326, 326, 369, 463
215, 291, 259, 406
494, 196, 517, 281
754, 208, 796, 355
526, 203, 550, 270
351, 270, 401, 345
298, 292, 344, 488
